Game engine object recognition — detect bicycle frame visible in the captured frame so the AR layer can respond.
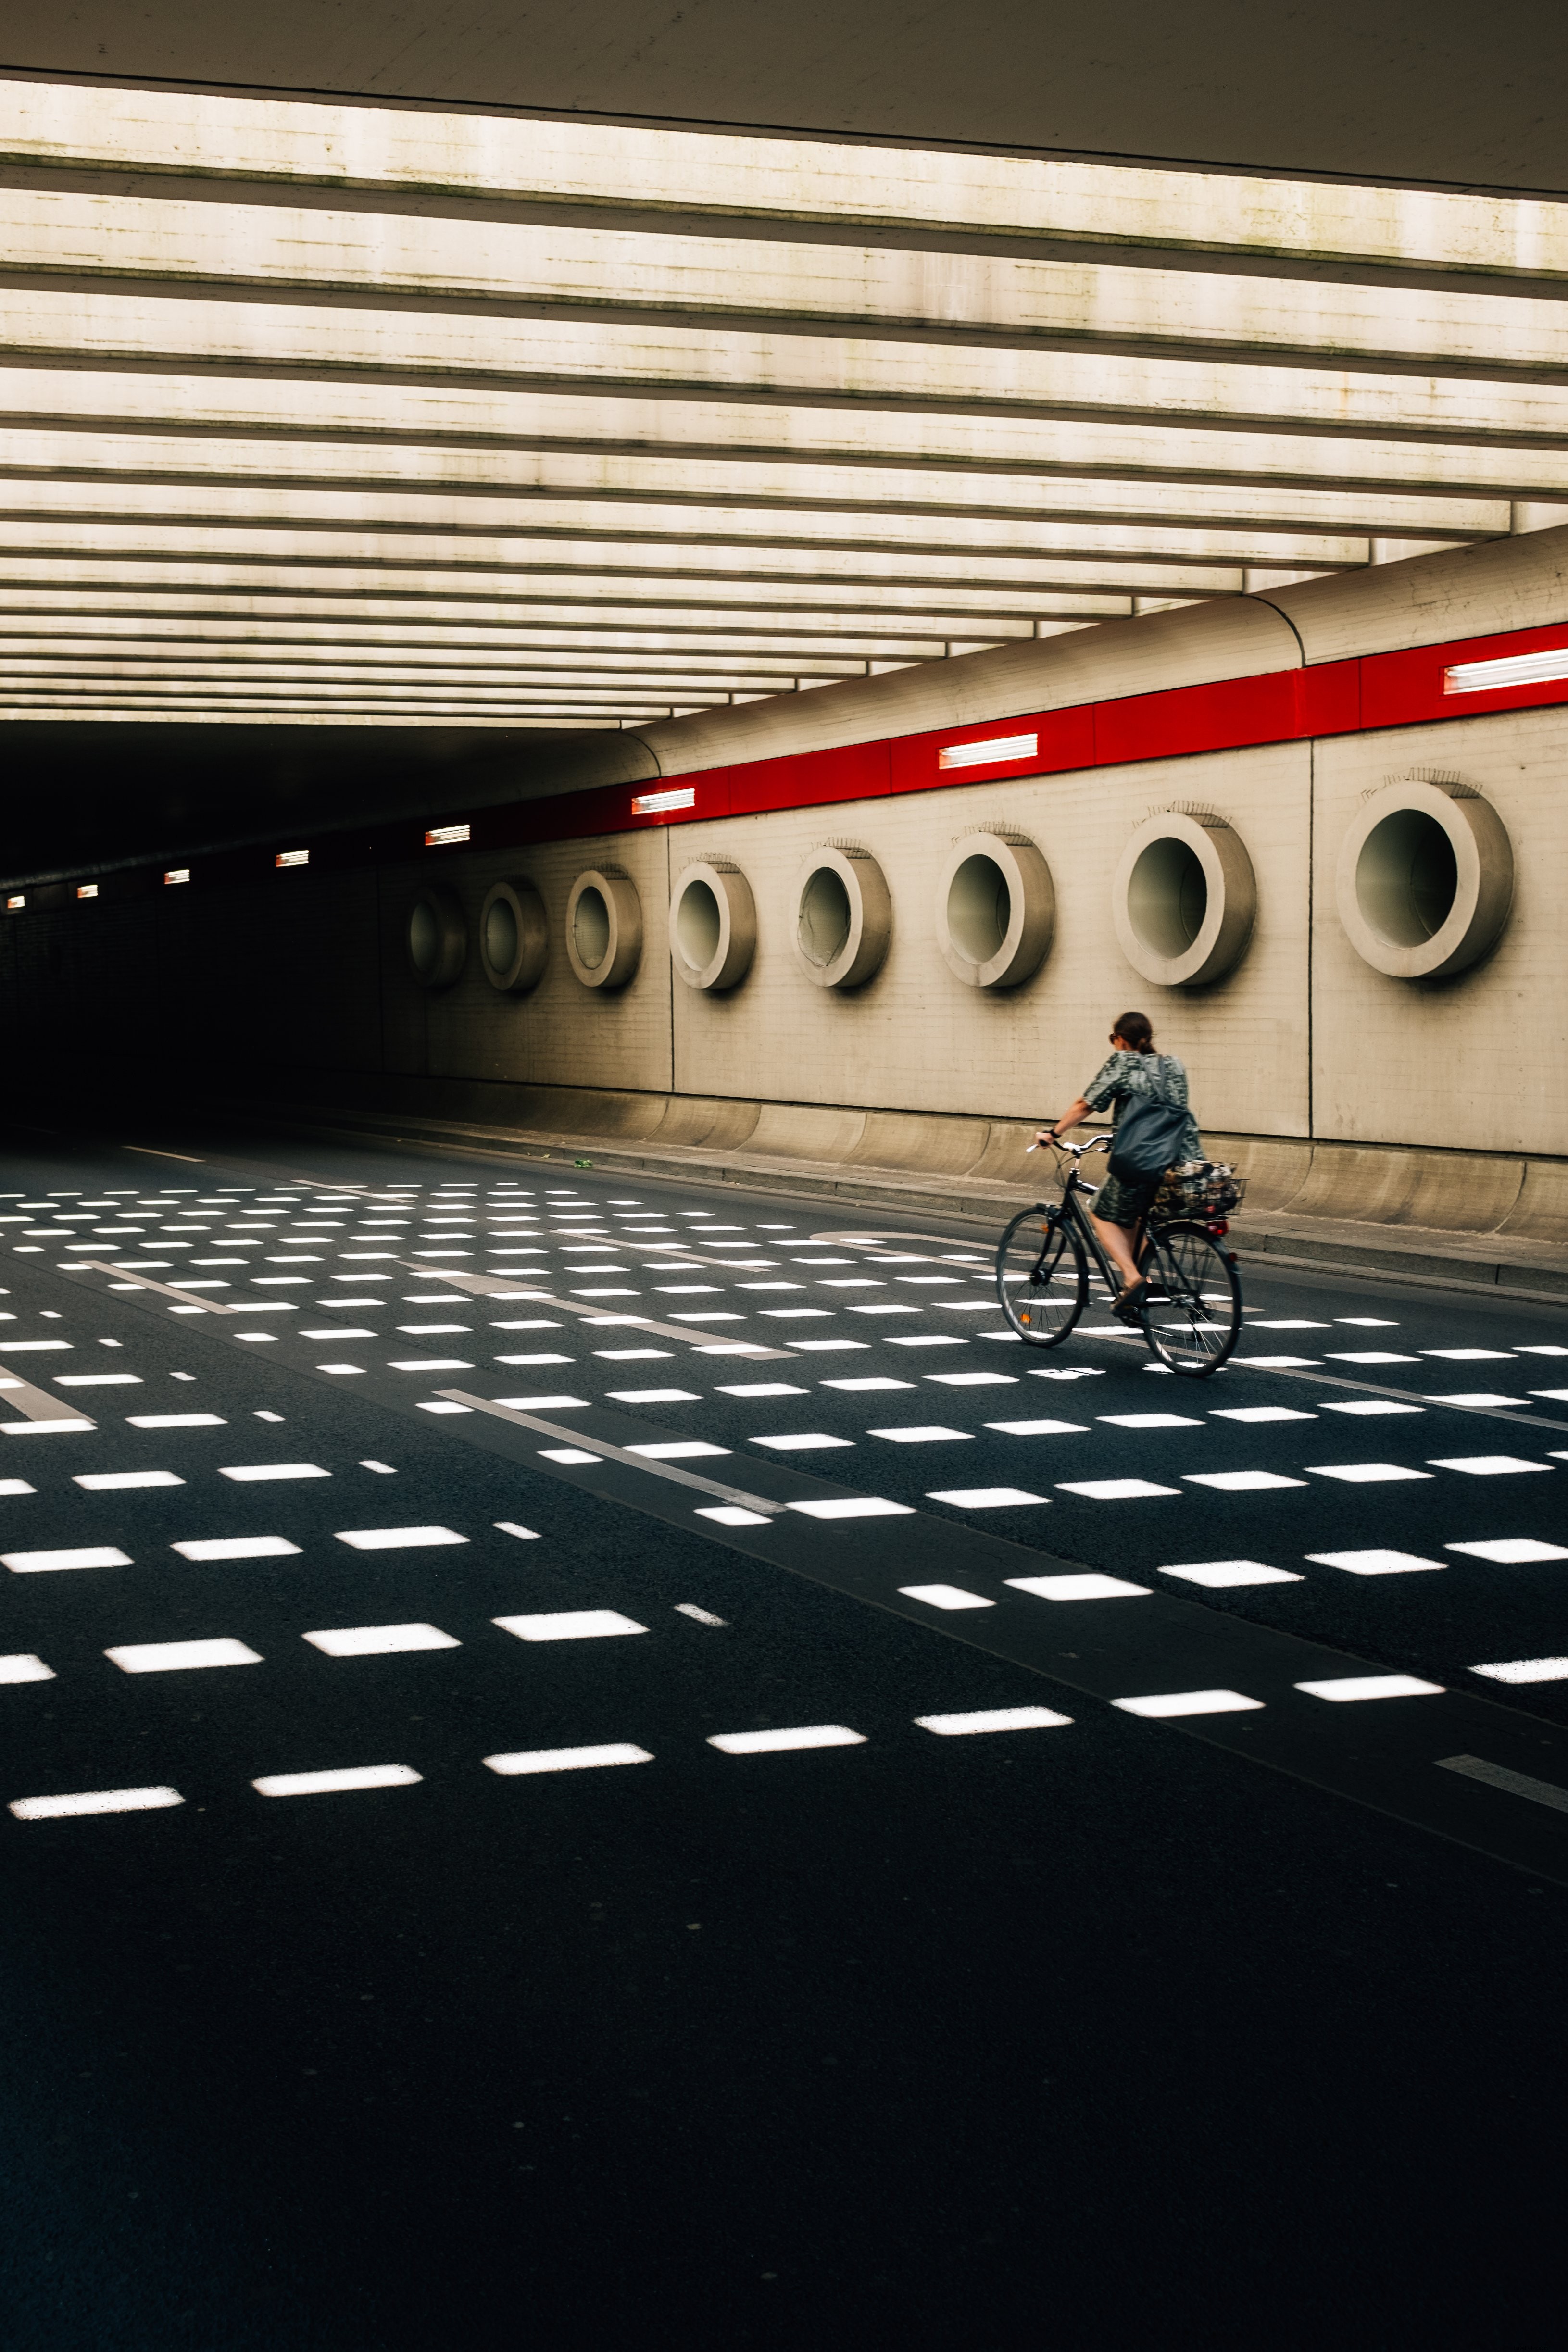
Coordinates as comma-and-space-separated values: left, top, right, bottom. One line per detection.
1040, 1148, 1142, 1297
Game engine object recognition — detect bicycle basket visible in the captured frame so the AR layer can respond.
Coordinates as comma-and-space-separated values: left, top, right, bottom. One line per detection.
1153, 1161, 1246, 1219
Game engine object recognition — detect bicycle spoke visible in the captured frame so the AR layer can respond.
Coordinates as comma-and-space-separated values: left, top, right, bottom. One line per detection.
1140, 1224, 1241, 1376
996, 1205, 1087, 1348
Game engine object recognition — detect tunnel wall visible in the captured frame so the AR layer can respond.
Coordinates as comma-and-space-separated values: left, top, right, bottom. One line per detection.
4, 530, 1568, 1208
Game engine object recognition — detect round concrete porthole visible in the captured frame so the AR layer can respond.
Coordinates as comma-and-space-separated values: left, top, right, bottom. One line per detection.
479, 879, 548, 994
1112, 810, 1256, 988
564, 868, 642, 991
792, 845, 891, 991
1336, 779, 1513, 980
934, 831, 1054, 990
669, 861, 756, 993
406, 886, 466, 991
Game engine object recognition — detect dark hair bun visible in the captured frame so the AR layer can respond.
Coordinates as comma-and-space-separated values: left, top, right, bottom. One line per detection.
1114, 1010, 1154, 1052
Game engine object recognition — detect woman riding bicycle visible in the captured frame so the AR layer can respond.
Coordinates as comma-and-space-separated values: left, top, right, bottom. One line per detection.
1036, 1011, 1202, 1323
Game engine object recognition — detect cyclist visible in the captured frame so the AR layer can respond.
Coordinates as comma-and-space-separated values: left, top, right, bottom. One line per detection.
1036, 1011, 1203, 1322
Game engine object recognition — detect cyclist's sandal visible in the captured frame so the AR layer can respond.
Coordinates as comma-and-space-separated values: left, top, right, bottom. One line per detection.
1113, 1279, 1150, 1323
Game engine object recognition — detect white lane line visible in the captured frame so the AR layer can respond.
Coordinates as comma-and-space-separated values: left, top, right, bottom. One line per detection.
75, 1469, 183, 1490
915, 1706, 1072, 1735
400, 1266, 792, 1356
68, 1259, 239, 1312
707, 1726, 867, 1755
106, 1638, 263, 1674
2, 1545, 130, 1573
11, 1785, 183, 1819
0, 1359, 96, 1434
493, 1610, 648, 1642
484, 1744, 653, 1775
439, 1392, 786, 1515
675, 1604, 727, 1626
0, 1653, 54, 1682
252, 1765, 422, 1797
494, 1520, 541, 1540
303, 1624, 460, 1656
130, 1413, 226, 1427
1437, 1754, 1568, 1812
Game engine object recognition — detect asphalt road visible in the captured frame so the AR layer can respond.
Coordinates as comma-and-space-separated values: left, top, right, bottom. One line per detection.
1, 1126, 1563, 2347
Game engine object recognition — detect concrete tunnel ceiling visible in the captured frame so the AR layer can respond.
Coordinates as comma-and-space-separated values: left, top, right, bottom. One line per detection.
2, 32, 1568, 865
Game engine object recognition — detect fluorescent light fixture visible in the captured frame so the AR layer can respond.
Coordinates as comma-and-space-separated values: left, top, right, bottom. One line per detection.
425, 823, 471, 845
484, 1743, 653, 1775
252, 1764, 422, 1797
1444, 644, 1568, 694
631, 786, 696, 814
106, 1638, 263, 1674
164, 868, 190, 885
915, 1706, 1071, 1735
276, 848, 309, 868
6, 894, 23, 909
76, 883, 99, 900
937, 732, 1039, 770
707, 1726, 867, 1754
11, 1786, 183, 1820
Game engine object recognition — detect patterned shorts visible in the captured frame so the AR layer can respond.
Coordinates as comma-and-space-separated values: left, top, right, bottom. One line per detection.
1088, 1168, 1161, 1228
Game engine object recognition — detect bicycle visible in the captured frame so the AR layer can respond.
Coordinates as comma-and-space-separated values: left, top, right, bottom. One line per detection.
995, 1134, 1242, 1377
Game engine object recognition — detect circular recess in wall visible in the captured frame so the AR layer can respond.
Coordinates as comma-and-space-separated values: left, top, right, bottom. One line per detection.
669, 861, 756, 992
406, 886, 466, 991
1336, 778, 1513, 979
565, 867, 643, 991
934, 831, 1054, 989
1112, 809, 1256, 988
792, 845, 891, 990
478, 879, 548, 994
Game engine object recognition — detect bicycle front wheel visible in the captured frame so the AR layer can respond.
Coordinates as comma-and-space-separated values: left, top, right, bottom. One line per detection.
997, 1205, 1088, 1347
1139, 1222, 1241, 1376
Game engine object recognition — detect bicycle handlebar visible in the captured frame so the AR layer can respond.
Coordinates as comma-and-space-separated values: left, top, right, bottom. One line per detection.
1027, 1132, 1112, 1159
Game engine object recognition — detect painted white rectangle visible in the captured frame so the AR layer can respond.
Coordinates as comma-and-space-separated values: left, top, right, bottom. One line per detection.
899, 1583, 995, 1610
609, 1388, 700, 1403
56, 1374, 142, 1387
172, 1535, 302, 1560
696, 1504, 772, 1526
484, 1743, 653, 1775
1099, 1412, 1203, 1429
540, 1446, 599, 1463
626, 1440, 731, 1460
3, 1544, 129, 1572
491, 1395, 589, 1410
1326, 1351, 1419, 1365
915, 1706, 1071, 1735
0, 1478, 34, 1495
335, 1526, 468, 1551
303, 1624, 460, 1656
937, 731, 1038, 769
1161, 1559, 1305, 1587
1295, 1674, 1444, 1701
785, 1497, 914, 1520
0, 1652, 54, 1682
1307, 1463, 1432, 1483
106, 1637, 263, 1673
389, 1357, 475, 1371
252, 1764, 421, 1797
11, 1785, 182, 1820
1182, 1470, 1307, 1492
1446, 1538, 1568, 1563
129, 1414, 225, 1427
928, 1486, 1049, 1507
984, 1417, 1088, 1436
494, 1520, 541, 1540
752, 1432, 853, 1450
1114, 1689, 1265, 1718
869, 1425, 970, 1444
1211, 1407, 1317, 1424
493, 1609, 647, 1642
1470, 1657, 1568, 1683
1307, 1548, 1444, 1575
1426, 1455, 1553, 1476
1008, 1571, 1150, 1600
1320, 1400, 1424, 1417
707, 1725, 866, 1754
74, 1469, 182, 1490
1055, 1478, 1180, 1500
219, 1463, 329, 1482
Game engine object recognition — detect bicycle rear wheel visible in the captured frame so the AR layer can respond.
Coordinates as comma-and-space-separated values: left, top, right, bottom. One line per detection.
997, 1205, 1088, 1347
1138, 1222, 1241, 1376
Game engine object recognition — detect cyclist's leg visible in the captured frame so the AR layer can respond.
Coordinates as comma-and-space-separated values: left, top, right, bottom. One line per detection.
1087, 1208, 1140, 1290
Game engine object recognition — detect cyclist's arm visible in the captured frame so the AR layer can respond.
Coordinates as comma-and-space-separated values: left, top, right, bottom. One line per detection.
1036, 1095, 1091, 1144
